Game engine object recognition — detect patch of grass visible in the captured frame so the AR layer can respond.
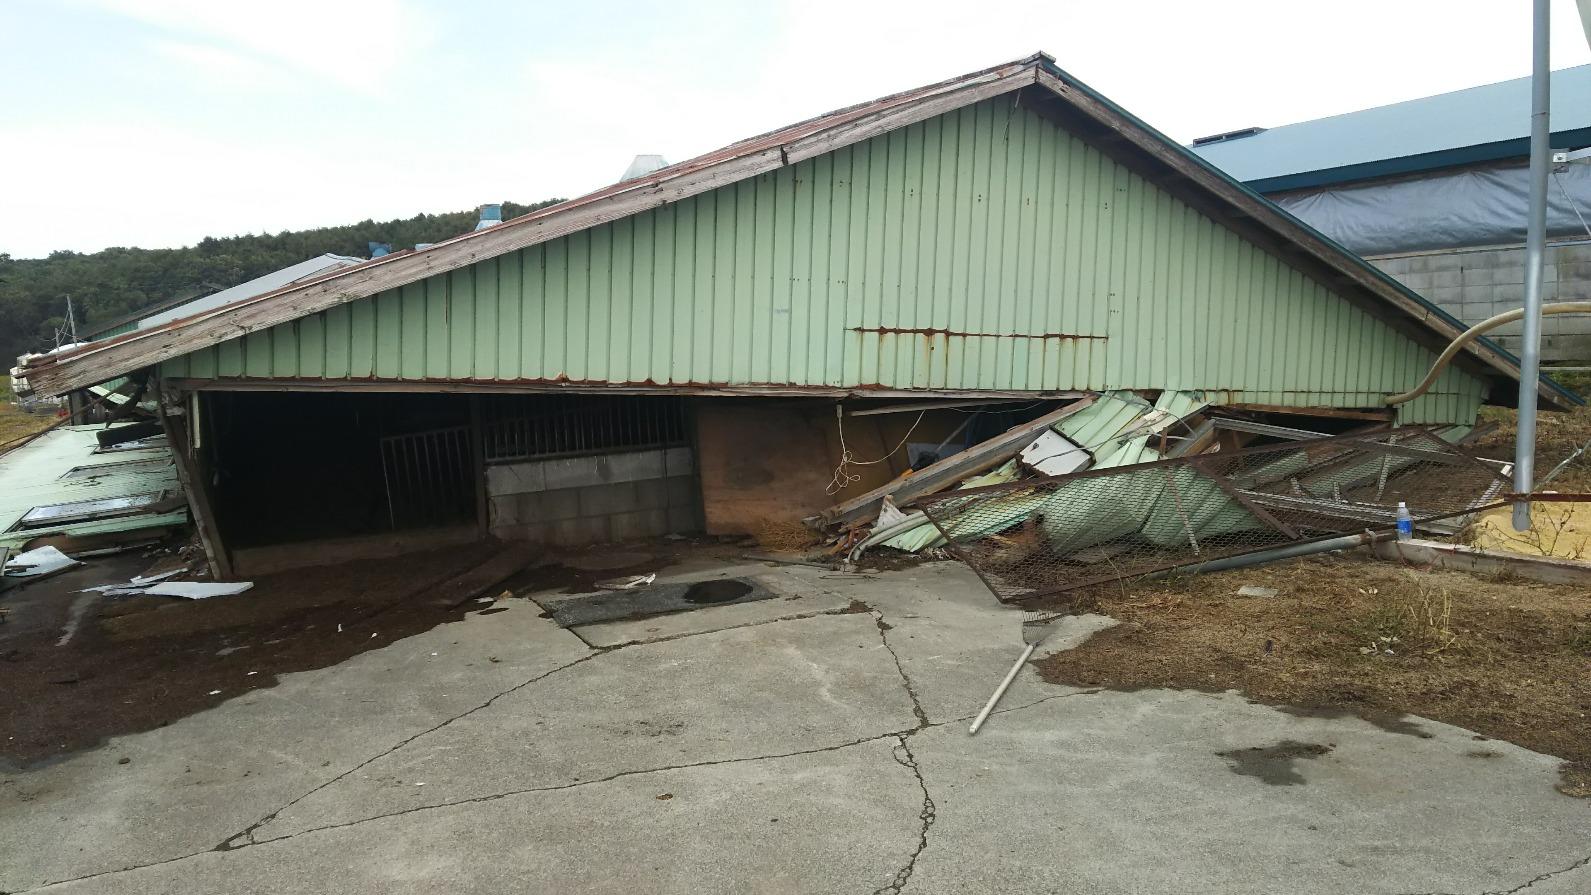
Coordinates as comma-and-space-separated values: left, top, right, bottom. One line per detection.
0, 377, 55, 447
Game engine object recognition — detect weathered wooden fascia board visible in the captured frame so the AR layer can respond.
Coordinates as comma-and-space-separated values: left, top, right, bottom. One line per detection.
162, 377, 1089, 401
782, 68, 1036, 165
1031, 69, 1543, 405
28, 67, 1043, 400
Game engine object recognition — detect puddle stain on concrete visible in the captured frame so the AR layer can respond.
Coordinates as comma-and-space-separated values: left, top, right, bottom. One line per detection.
1216, 740, 1333, 786
1268, 703, 1432, 739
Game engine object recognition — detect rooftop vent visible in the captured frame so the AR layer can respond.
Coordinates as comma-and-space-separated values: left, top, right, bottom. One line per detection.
620, 154, 669, 182
1191, 126, 1267, 147
475, 203, 503, 231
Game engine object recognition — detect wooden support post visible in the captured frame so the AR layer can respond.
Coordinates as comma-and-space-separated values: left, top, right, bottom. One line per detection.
157, 385, 235, 580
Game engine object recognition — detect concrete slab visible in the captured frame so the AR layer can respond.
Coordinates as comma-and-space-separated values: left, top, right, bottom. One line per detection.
253, 613, 918, 841
905, 688, 1591, 895
549, 577, 778, 627
0, 602, 591, 892
791, 560, 1116, 723
569, 567, 859, 648
48, 739, 923, 895
4, 557, 1587, 895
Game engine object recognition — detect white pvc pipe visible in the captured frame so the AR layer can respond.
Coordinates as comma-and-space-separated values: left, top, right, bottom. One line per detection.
968, 642, 1037, 735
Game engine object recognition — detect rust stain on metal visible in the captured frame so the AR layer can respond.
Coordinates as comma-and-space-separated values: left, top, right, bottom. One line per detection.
850, 326, 1106, 341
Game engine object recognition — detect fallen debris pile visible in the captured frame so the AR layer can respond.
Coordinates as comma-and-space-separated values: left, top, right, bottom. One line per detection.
808, 391, 1506, 587
919, 427, 1506, 600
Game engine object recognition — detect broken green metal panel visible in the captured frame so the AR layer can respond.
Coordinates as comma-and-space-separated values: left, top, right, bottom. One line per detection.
887, 390, 1214, 550
1056, 392, 1153, 450
881, 459, 1022, 552
160, 97, 1486, 425
0, 426, 186, 550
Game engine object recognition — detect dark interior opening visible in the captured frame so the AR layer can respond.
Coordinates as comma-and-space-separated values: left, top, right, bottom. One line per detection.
204, 391, 476, 548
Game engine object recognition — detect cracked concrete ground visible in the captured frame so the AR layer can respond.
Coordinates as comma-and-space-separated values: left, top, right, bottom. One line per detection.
1, 559, 1586, 894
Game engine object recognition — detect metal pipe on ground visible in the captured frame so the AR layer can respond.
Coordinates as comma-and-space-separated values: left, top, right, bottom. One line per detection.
1146, 530, 1397, 580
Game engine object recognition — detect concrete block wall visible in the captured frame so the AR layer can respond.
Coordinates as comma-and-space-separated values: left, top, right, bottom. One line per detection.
486, 446, 702, 545
1373, 240, 1591, 362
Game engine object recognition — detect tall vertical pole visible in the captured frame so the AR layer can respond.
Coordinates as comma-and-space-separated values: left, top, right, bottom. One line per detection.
1515, 0, 1552, 531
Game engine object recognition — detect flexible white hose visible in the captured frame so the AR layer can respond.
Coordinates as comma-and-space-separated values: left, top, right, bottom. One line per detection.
1385, 302, 1591, 406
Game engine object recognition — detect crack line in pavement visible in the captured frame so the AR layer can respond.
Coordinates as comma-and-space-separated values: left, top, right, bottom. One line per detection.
874, 735, 936, 895
211, 605, 867, 853
239, 731, 908, 849
595, 604, 864, 650
20, 605, 1101, 892
1485, 850, 1591, 895
213, 650, 603, 851
1393, 849, 1591, 895
14, 846, 219, 894
15, 671, 1102, 893
869, 610, 931, 729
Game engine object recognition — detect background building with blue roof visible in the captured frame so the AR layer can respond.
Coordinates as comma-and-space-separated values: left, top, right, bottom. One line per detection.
1193, 65, 1591, 364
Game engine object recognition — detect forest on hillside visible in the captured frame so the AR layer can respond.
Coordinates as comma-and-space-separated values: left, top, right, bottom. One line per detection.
0, 199, 561, 365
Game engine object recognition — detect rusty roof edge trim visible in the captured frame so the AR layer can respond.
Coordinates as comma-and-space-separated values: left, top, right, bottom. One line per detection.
22, 56, 1046, 393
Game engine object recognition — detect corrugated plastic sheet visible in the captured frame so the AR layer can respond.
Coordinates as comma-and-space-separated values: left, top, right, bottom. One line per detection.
162, 97, 1486, 425
0, 426, 186, 550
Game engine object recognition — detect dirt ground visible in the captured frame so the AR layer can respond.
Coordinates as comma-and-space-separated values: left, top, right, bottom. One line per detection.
1031, 552, 1591, 796
0, 535, 754, 769
0, 539, 517, 768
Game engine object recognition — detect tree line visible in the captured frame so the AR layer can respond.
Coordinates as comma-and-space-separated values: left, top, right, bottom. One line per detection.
0, 199, 562, 364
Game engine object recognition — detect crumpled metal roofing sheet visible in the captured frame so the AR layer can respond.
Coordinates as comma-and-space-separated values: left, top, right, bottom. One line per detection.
0, 426, 186, 550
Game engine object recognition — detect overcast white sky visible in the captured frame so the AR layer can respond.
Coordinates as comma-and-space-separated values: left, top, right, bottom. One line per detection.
3, 0, 1589, 259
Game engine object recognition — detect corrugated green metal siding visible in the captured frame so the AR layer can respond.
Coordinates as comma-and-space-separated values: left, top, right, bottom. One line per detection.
92, 321, 138, 341
162, 97, 1485, 424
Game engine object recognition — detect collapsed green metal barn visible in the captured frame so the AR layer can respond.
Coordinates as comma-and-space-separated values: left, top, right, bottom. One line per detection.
21, 53, 1576, 578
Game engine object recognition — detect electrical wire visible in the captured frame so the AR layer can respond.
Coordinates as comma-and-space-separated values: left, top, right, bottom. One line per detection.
1553, 169, 1591, 238
826, 406, 927, 494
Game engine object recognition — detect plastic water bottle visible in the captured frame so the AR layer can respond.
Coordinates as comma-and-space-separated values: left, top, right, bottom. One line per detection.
1395, 501, 1413, 541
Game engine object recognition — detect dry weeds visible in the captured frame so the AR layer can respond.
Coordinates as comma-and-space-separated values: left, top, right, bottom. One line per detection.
0, 380, 53, 448
745, 517, 820, 552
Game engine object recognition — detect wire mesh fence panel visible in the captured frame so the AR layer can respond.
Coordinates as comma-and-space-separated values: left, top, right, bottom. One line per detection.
915, 428, 1509, 602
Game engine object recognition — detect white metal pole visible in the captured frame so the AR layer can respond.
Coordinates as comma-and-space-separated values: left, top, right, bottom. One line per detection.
1515, 0, 1552, 531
